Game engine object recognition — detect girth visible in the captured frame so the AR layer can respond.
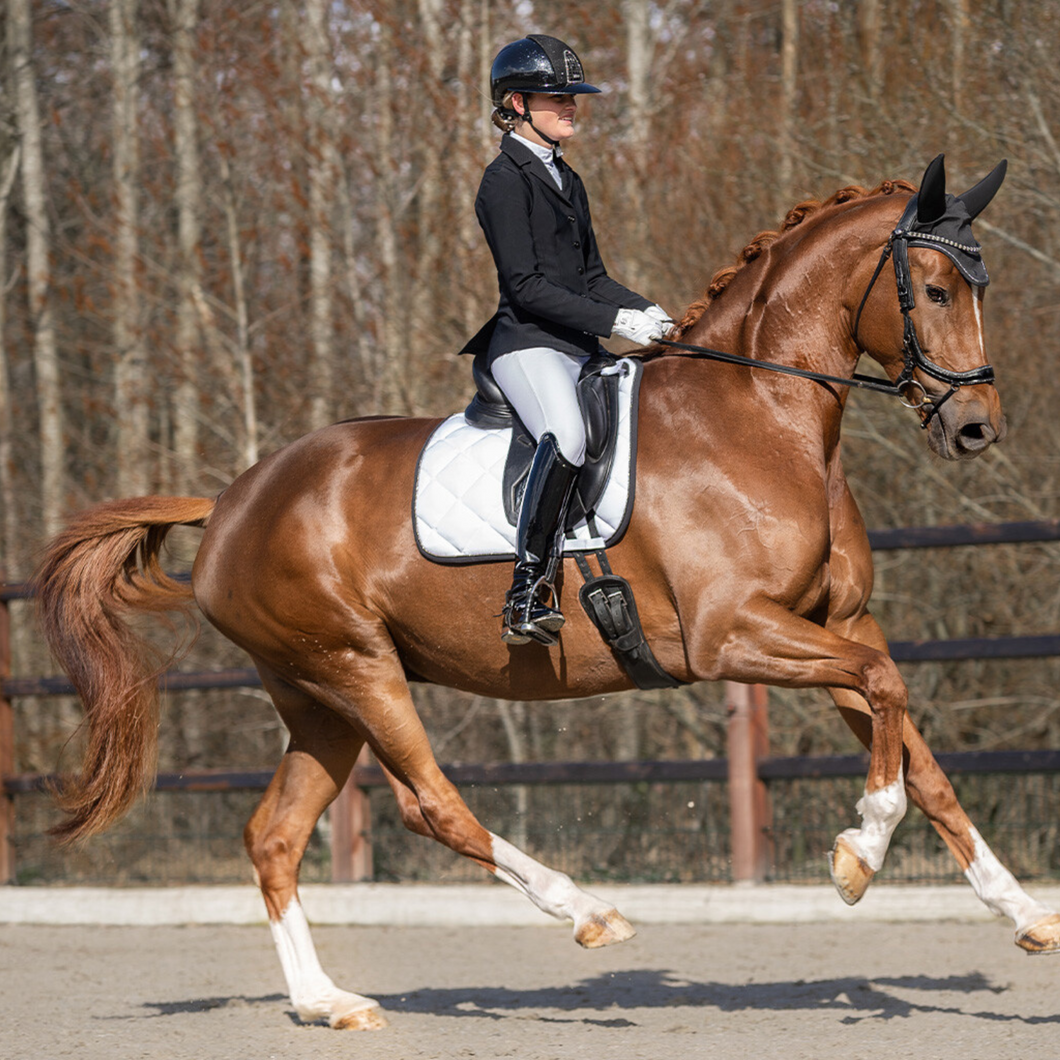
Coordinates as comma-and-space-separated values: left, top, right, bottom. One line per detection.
464, 350, 623, 528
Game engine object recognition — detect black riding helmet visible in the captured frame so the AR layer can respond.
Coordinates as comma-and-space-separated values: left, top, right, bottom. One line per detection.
490, 34, 601, 107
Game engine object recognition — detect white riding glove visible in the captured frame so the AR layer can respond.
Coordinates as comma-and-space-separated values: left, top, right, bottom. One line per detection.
611, 307, 669, 345
644, 304, 674, 330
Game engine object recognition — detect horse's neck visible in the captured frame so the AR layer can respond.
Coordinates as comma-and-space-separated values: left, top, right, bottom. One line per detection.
683, 204, 896, 432
697, 198, 896, 364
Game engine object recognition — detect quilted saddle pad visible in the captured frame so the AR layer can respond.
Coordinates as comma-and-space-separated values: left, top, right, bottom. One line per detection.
414, 358, 640, 563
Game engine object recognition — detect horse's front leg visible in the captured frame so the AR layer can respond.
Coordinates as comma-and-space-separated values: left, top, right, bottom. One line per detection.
700, 605, 910, 900
826, 616, 1060, 953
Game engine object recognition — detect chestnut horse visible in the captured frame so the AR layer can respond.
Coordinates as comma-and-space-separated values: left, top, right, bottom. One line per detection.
35, 157, 1060, 1030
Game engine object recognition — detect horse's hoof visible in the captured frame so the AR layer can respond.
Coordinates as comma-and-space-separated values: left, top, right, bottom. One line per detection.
330, 1003, 388, 1031
1016, 913, 1060, 955
829, 835, 875, 906
574, 909, 637, 949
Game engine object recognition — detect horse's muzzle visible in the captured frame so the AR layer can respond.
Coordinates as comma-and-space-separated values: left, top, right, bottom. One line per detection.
927, 387, 1007, 460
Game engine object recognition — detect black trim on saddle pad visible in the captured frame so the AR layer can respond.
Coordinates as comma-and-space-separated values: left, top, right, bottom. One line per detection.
573, 547, 683, 691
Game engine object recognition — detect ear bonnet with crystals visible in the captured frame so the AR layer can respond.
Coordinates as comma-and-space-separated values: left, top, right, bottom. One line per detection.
896, 153, 1008, 286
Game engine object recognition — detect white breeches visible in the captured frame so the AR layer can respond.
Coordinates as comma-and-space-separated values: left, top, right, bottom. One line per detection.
491, 347, 589, 466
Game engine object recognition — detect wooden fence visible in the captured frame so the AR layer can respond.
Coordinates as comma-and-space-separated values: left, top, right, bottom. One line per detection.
4, 518, 1060, 885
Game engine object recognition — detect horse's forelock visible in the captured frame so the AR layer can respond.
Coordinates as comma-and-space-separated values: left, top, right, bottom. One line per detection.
671, 179, 917, 340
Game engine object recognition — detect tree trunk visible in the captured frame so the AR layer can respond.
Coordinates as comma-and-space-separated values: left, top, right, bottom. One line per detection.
0, 143, 19, 573
624, 0, 653, 293
169, 0, 205, 490
302, 0, 337, 431
373, 22, 405, 415
454, 0, 487, 339
950, 0, 968, 106
410, 0, 445, 412
497, 701, 529, 852
217, 150, 257, 469
857, 0, 882, 107
777, 0, 799, 217
110, 0, 149, 496
10, 0, 63, 536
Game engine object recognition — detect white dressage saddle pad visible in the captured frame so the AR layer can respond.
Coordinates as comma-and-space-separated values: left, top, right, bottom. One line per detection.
414, 358, 640, 563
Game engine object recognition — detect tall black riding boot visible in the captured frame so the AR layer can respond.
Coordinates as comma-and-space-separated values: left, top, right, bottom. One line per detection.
501, 433, 579, 646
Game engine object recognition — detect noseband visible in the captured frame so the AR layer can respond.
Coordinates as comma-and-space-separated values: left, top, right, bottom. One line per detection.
853, 198, 996, 429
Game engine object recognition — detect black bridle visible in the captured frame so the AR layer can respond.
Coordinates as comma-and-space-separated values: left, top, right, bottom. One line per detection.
852, 197, 995, 425
654, 198, 996, 429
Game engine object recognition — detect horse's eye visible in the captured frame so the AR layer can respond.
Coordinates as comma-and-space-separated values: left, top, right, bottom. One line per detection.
926, 285, 949, 305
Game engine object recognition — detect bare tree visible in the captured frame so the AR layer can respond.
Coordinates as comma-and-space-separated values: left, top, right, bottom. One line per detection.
623, 0, 653, 293
373, 19, 405, 414
302, 0, 338, 431
777, 0, 799, 214
169, 0, 205, 489
216, 148, 258, 468
10, 0, 62, 536
950, 0, 968, 106
0, 139, 19, 572
857, 0, 882, 105
110, 0, 149, 495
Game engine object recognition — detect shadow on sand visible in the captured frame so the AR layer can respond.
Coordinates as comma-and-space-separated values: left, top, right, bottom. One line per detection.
128, 970, 1057, 1029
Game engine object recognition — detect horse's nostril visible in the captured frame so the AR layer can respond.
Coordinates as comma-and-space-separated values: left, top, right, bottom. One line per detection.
957, 421, 993, 452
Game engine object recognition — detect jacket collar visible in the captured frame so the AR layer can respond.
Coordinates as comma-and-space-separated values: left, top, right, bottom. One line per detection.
500, 133, 572, 203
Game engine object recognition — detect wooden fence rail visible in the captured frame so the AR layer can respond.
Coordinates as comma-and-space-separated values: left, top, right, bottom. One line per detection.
4, 518, 1060, 885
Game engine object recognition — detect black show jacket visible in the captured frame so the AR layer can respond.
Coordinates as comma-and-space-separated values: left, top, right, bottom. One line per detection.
462, 134, 652, 364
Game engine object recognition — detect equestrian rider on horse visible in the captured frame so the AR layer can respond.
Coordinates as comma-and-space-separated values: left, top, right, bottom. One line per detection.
465, 34, 671, 646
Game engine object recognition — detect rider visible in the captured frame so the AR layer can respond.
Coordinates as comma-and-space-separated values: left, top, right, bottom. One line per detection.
467, 33, 671, 646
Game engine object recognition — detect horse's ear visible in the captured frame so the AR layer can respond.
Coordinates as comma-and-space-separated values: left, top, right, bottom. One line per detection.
916, 154, 948, 225
957, 159, 1008, 219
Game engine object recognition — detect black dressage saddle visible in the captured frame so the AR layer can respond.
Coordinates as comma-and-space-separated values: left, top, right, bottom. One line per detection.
463, 349, 625, 529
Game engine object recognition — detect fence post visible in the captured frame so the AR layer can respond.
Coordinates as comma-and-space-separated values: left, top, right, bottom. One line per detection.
0, 577, 14, 883
329, 745, 374, 882
726, 681, 772, 882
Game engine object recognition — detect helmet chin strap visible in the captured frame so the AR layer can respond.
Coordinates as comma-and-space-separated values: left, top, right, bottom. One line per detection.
515, 93, 561, 152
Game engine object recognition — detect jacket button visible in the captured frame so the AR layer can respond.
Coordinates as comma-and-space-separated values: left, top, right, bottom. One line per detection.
577, 267, 584, 274
568, 216, 576, 223
573, 241, 581, 248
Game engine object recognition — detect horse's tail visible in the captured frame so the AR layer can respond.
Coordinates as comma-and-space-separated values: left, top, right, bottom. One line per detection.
33, 495, 217, 844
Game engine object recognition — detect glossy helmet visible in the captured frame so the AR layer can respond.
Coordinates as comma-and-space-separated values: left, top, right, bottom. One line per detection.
489, 34, 601, 108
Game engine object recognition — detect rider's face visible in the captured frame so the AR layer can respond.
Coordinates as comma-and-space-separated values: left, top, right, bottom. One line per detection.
514, 93, 578, 146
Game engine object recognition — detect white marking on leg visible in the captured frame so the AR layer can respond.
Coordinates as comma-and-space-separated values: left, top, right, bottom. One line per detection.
963, 826, 1054, 932
270, 898, 379, 1026
490, 833, 616, 925
836, 768, 907, 872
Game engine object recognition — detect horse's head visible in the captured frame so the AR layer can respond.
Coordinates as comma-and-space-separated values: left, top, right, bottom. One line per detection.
853, 155, 1008, 460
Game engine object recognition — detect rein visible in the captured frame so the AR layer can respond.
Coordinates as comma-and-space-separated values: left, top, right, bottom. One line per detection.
651, 336, 902, 397
656, 198, 997, 429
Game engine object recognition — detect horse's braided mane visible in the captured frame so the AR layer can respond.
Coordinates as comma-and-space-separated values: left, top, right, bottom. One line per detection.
668, 179, 917, 341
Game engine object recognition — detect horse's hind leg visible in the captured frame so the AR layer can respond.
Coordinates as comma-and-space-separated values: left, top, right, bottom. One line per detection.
316, 649, 633, 948
377, 756, 634, 947
245, 668, 387, 1029
830, 684, 1060, 954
